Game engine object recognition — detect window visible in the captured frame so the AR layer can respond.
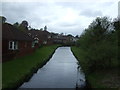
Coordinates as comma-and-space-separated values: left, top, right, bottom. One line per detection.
32, 42, 35, 48
34, 40, 39, 43
9, 41, 18, 50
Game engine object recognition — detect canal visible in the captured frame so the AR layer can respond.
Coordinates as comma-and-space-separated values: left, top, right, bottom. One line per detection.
20, 47, 86, 88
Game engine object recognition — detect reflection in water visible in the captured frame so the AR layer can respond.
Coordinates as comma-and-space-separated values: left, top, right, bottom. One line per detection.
20, 47, 86, 88
76, 66, 86, 88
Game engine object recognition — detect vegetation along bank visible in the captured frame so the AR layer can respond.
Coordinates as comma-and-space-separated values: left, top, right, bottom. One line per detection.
71, 17, 120, 89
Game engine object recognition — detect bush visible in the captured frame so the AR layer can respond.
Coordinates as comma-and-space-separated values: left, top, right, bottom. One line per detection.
75, 17, 118, 73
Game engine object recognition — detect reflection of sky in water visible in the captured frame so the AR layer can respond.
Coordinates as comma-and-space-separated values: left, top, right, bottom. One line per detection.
20, 47, 85, 88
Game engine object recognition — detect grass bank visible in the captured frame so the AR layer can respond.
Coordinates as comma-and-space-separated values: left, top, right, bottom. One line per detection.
2, 44, 60, 89
71, 46, 120, 89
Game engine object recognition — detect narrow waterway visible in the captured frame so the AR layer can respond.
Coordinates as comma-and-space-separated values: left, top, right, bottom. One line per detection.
20, 47, 86, 88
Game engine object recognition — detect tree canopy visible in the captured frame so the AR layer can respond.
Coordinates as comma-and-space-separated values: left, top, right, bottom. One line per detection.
44, 26, 47, 31
76, 16, 118, 73
0, 16, 6, 23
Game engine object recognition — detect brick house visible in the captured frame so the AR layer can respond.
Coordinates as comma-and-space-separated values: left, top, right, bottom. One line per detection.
51, 34, 69, 44
28, 29, 53, 46
2, 23, 35, 62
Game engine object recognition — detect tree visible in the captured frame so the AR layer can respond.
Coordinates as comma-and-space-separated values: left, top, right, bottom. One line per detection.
44, 26, 47, 31
67, 34, 73, 37
0, 16, 6, 23
20, 20, 28, 30
60, 33, 64, 35
76, 16, 117, 72
13, 22, 19, 27
75, 35, 79, 38
113, 18, 120, 65
19, 20, 29, 32
40, 28, 43, 31
113, 18, 120, 31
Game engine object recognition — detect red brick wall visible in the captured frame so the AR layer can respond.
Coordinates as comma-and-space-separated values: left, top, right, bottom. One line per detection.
47, 38, 54, 45
2, 40, 35, 62
16, 41, 35, 57
2, 40, 18, 62
2, 40, 9, 54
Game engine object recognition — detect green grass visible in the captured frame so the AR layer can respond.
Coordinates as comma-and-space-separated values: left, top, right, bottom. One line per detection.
2, 45, 60, 89
71, 46, 120, 89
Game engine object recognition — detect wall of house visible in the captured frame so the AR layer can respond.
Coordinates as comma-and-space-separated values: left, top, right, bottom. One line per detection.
2, 40, 18, 62
47, 38, 54, 45
2, 40, 8, 54
2, 40, 35, 62
16, 41, 35, 57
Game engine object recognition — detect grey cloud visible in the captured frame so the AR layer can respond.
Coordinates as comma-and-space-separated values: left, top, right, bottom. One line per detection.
2, 2, 32, 23
100, 2, 114, 7
2, 2, 54, 25
59, 22, 78, 27
60, 27, 82, 36
48, 25, 83, 36
1, 2, 89, 36
1, 1, 117, 36
55, 2, 82, 10
80, 9, 102, 17
55, 2, 95, 11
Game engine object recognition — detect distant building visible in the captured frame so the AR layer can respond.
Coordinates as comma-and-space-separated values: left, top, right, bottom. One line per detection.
118, 1, 120, 18
28, 29, 52, 46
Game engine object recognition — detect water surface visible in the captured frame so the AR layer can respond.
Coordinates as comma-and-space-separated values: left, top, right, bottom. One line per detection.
20, 47, 85, 88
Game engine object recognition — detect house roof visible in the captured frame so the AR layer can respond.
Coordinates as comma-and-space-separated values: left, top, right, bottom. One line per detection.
2, 23, 33, 41
28, 29, 50, 41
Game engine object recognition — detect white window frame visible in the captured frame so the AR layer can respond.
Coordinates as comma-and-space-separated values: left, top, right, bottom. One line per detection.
9, 41, 18, 50
32, 42, 35, 48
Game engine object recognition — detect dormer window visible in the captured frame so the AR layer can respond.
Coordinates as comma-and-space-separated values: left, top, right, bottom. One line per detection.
9, 41, 18, 50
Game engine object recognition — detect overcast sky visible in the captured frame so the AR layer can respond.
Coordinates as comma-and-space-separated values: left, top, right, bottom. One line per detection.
1, 0, 119, 36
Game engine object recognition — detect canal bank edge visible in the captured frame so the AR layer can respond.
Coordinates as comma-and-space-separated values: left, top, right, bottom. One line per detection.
71, 47, 92, 89
2, 45, 60, 90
